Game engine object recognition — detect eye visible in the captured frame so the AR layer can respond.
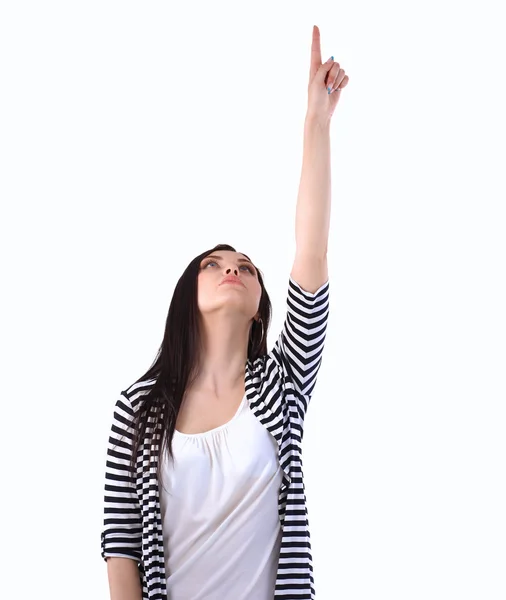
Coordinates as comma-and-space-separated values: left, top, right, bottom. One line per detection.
202, 259, 256, 275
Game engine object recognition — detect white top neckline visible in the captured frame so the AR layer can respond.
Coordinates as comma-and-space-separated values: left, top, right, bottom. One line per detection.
173, 393, 247, 439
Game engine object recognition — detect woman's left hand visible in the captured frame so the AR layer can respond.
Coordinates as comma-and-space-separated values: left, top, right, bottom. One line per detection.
306, 25, 349, 126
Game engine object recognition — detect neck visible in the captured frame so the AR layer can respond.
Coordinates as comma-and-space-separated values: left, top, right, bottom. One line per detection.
190, 313, 252, 396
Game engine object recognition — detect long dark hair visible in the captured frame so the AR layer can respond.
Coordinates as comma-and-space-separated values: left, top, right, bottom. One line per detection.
127, 243, 272, 483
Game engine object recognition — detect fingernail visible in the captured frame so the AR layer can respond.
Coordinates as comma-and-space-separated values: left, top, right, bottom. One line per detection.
327, 86, 332, 94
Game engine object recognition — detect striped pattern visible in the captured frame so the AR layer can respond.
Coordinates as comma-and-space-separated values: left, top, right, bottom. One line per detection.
101, 275, 330, 599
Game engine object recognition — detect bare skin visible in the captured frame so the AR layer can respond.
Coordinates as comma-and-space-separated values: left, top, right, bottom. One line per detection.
175, 250, 262, 434
175, 384, 248, 435
106, 557, 142, 600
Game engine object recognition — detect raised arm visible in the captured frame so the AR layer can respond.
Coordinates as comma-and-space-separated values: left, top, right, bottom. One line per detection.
267, 27, 348, 422
290, 25, 348, 294
269, 275, 330, 423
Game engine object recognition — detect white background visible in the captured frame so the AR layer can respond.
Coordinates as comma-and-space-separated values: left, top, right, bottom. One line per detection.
1, 1, 505, 598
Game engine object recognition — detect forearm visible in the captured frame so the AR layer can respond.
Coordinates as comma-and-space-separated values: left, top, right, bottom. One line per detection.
106, 557, 143, 600
294, 115, 332, 258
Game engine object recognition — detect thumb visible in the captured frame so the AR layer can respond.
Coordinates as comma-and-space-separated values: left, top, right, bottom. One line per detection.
315, 56, 334, 83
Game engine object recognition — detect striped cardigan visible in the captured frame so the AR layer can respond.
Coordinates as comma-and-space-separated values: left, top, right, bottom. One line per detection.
101, 276, 330, 599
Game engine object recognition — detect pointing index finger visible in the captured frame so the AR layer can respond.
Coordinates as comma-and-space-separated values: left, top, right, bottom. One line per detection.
310, 25, 322, 79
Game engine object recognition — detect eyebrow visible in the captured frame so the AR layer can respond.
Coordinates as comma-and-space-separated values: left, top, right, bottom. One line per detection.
203, 255, 256, 269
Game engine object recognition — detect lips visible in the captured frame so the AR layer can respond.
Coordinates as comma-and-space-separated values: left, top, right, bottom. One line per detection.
220, 275, 245, 287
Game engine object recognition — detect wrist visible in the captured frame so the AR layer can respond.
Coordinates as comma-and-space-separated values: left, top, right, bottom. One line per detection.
304, 113, 331, 133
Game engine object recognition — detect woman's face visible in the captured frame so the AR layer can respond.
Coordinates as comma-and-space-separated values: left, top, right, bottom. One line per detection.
196, 250, 262, 322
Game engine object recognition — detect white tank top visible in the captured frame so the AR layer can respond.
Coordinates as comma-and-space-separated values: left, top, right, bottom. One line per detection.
159, 393, 283, 600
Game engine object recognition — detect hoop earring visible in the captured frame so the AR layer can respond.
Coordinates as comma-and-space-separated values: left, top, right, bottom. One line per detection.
257, 318, 264, 343
250, 317, 264, 351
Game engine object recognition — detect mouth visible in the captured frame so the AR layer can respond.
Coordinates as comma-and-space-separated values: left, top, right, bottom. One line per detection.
220, 277, 245, 287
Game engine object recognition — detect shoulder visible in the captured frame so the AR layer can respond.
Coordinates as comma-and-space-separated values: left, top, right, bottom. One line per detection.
122, 377, 158, 412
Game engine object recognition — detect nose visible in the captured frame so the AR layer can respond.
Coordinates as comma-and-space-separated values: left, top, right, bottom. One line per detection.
225, 267, 239, 276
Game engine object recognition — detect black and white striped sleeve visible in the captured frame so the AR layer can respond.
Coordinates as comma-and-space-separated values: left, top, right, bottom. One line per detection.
100, 393, 142, 564
269, 276, 330, 422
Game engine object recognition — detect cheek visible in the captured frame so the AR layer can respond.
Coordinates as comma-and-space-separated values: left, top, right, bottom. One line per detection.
196, 278, 211, 308
253, 282, 263, 306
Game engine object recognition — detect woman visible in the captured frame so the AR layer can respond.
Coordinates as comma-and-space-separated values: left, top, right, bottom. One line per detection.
101, 25, 349, 600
